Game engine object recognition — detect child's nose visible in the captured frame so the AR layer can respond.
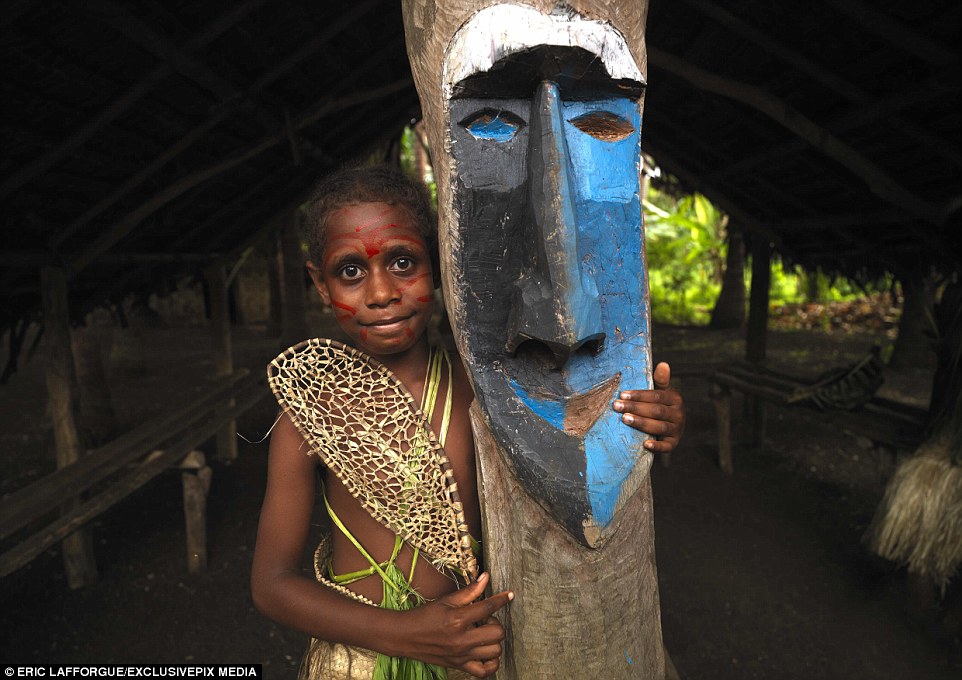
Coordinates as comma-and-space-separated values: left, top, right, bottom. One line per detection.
365, 269, 400, 307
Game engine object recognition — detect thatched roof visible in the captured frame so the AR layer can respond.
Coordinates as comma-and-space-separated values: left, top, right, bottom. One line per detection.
2, 0, 959, 330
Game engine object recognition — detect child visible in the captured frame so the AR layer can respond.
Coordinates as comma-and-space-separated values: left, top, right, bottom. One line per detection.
251, 165, 685, 680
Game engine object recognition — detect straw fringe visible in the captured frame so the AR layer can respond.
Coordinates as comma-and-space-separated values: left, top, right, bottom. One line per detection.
864, 435, 962, 592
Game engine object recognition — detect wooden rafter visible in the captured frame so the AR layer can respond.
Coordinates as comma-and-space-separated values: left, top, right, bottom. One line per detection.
648, 45, 946, 225
767, 211, 912, 232
83, 0, 278, 132
66, 79, 413, 277
0, 0, 268, 201
47, 0, 381, 251
681, 0, 962, 167
827, 0, 958, 66
716, 71, 962, 182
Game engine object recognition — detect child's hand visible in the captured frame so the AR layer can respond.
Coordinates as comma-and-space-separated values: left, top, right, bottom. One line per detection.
398, 572, 512, 678
612, 361, 685, 454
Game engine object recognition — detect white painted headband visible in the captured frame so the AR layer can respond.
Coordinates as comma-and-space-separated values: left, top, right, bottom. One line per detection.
443, 3, 644, 97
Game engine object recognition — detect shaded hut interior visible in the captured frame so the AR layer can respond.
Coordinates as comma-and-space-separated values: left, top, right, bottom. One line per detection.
1, 0, 960, 677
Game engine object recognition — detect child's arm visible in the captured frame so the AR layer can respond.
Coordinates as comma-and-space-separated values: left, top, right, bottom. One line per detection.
612, 361, 686, 453
251, 413, 511, 678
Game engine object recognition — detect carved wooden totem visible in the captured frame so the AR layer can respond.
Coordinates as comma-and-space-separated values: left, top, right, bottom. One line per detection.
402, 2, 665, 677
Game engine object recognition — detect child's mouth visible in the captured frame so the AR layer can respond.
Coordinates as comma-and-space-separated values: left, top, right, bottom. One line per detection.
362, 314, 412, 329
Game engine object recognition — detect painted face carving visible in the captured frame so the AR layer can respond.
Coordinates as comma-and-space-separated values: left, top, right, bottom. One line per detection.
447, 34, 651, 547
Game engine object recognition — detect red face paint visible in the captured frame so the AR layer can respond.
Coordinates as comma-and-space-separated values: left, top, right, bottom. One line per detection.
317, 202, 435, 360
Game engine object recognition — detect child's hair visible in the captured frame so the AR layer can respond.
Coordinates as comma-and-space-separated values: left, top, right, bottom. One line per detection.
303, 164, 437, 267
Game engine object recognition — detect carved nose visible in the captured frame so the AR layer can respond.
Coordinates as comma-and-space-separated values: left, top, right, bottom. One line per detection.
506, 81, 604, 369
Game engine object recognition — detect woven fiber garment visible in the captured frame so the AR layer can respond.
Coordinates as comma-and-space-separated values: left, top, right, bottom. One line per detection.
267, 338, 478, 581
298, 637, 476, 680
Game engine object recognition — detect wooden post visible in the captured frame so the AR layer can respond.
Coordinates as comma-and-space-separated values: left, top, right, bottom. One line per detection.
40, 266, 98, 588
280, 213, 309, 347
204, 263, 237, 461
746, 237, 771, 450
710, 382, 734, 474
267, 231, 284, 338
474, 406, 664, 678
746, 237, 771, 364
404, 2, 667, 677
180, 450, 211, 573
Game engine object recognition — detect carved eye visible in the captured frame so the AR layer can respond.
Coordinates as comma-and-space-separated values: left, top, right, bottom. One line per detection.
568, 111, 635, 142
460, 109, 525, 142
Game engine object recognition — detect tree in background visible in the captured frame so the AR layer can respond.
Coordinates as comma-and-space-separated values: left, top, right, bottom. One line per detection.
709, 224, 746, 330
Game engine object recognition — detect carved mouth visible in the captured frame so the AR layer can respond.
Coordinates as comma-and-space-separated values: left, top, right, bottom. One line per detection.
507, 372, 622, 437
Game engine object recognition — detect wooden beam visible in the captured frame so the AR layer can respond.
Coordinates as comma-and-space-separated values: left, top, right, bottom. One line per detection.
40, 266, 97, 588
47, 0, 380, 250
716, 72, 962, 181
0, 371, 249, 542
0, 0, 41, 30
768, 210, 912, 231
681, 0, 962, 168
0, 385, 266, 579
827, 0, 958, 66
204, 264, 237, 461
67, 79, 412, 278
85, 1, 236, 99
0, 0, 267, 201
0, 251, 220, 266
83, 0, 282, 134
648, 45, 946, 225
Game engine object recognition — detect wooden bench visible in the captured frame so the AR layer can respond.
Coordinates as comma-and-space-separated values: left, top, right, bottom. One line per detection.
0, 369, 267, 580
708, 361, 928, 476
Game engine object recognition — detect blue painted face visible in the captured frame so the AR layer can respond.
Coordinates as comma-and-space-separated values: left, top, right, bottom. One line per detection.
449, 56, 652, 546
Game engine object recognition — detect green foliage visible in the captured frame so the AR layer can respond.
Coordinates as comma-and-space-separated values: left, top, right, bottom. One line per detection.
644, 185, 871, 325
644, 189, 725, 325
399, 126, 438, 207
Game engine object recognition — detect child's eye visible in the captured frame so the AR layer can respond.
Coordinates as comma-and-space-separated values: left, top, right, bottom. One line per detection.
391, 257, 414, 272
568, 111, 634, 142
339, 264, 364, 280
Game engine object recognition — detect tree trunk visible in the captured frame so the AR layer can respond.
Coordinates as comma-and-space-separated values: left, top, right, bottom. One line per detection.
928, 279, 962, 453
746, 237, 772, 364
889, 274, 936, 371
709, 224, 745, 329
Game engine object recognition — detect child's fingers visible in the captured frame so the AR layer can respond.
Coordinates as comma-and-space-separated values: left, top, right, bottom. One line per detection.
653, 362, 672, 389
643, 438, 676, 453
616, 389, 682, 406
462, 657, 500, 678
463, 589, 514, 626
443, 572, 490, 607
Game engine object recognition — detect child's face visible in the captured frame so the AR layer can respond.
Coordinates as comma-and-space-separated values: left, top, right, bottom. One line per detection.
307, 201, 434, 358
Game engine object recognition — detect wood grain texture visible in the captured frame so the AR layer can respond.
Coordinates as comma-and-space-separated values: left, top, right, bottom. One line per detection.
403, 3, 665, 675
473, 404, 666, 679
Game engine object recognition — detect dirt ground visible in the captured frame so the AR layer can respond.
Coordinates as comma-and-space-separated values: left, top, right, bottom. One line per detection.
1, 315, 960, 679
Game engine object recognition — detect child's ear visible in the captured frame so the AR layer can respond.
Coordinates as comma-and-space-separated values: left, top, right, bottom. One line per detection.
305, 261, 331, 305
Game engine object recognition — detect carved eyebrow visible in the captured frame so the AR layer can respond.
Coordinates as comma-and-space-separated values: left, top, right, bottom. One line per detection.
568, 111, 635, 141
460, 109, 525, 142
